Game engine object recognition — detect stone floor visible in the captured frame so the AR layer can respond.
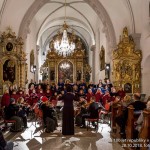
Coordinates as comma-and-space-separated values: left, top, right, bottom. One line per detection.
2, 118, 124, 150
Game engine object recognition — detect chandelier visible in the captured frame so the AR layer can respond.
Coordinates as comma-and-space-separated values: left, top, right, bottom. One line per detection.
54, 0, 75, 57
60, 62, 70, 69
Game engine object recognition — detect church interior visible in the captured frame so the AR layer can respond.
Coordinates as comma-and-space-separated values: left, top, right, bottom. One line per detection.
0, 0, 150, 150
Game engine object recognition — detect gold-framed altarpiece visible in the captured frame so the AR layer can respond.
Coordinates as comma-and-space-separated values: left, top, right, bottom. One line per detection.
0, 28, 27, 94
45, 49, 87, 83
41, 37, 91, 83
112, 27, 142, 93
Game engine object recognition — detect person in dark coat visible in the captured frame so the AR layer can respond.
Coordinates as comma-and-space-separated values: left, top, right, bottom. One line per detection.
80, 96, 99, 128
62, 85, 75, 135
0, 129, 14, 150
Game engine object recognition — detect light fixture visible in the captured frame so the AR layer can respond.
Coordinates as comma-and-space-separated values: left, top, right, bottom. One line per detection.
105, 64, 110, 70
105, 63, 110, 79
33, 65, 36, 72
54, 0, 75, 57
60, 62, 70, 69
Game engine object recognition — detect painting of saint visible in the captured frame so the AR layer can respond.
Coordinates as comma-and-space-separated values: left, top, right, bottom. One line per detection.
99, 45, 105, 71
3, 59, 15, 83
50, 70, 55, 81
58, 61, 73, 83
124, 83, 132, 93
77, 70, 82, 81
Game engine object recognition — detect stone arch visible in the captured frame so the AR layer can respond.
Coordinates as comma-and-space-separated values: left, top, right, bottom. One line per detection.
18, 0, 117, 50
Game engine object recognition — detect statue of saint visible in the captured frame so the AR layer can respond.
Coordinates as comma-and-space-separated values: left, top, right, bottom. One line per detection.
99, 46, 105, 71
85, 71, 90, 83
30, 50, 34, 70
123, 27, 128, 38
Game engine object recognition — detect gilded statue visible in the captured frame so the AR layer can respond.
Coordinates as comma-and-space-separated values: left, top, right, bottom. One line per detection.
76, 38, 82, 49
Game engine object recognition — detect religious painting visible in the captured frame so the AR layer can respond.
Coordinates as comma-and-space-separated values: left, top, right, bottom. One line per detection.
58, 60, 73, 83
76, 70, 82, 81
6, 42, 13, 51
3, 59, 15, 83
30, 49, 35, 72
50, 70, 55, 81
99, 45, 105, 71
124, 83, 132, 93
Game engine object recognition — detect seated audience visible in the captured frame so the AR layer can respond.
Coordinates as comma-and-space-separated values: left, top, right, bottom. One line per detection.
116, 93, 146, 135
121, 95, 133, 107
134, 101, 150, 138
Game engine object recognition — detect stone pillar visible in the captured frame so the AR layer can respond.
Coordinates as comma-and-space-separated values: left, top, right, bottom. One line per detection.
91, 45, 96, 82
130, 33, 141, 50
36, 45, 40, 83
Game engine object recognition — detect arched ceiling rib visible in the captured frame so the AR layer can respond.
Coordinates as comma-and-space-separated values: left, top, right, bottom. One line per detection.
35, 2, 96, 46
18, 0, 117, 50
0, 0, 137, 50
42, 24, 90, 52
0, 0, 6, 25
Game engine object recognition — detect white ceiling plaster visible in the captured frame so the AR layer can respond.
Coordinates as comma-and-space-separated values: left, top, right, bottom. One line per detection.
0, 0, 137, 53
34, 1, 97, 46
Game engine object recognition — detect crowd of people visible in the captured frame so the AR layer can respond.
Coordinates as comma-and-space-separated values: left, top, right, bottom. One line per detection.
0, 78, 149, 149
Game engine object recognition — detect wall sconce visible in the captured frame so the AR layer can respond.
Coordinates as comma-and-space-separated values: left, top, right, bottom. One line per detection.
105, 63, 110, 79
33, 65, 36, 72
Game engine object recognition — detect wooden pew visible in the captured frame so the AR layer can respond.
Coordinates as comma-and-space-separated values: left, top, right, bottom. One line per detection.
126, 105, 141, 139
139, 109, 150, 150
126, 105, 135, 139
111, 103, 122, 133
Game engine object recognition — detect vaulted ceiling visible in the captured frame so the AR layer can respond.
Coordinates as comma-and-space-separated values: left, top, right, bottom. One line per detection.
0, 0, 143, 55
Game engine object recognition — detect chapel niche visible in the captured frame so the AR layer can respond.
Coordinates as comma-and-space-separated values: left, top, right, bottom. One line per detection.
41, 35, 91, 83
112, 27, 142, 93
0, 28, 27, 94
